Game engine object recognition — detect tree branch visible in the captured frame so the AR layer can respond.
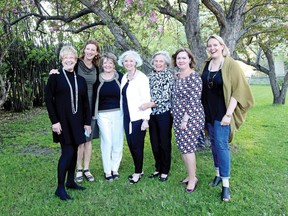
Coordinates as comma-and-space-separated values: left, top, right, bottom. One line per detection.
243, 2, 288, 15
236, 57, 270, 75
239, 16, 279, 37
202, 0, 226, 28
65, 22, 106, 33
35, 8, 94, 30
156, 1, 186, 24
5, 8, 94, 31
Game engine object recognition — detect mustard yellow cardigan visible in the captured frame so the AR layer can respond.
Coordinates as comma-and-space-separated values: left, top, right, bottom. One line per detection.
200, 56, 254, 142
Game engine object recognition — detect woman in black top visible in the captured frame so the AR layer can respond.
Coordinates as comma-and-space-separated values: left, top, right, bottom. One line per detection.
49, 39, 100, 183
92, 53, 124, 181
45, 46, 91, 201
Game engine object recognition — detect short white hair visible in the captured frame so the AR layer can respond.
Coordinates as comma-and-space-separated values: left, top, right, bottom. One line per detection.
151, 50, 171, 66
118, 50, 143, 67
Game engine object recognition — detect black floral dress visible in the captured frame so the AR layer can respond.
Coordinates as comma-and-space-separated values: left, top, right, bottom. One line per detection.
172, 72, 205, 154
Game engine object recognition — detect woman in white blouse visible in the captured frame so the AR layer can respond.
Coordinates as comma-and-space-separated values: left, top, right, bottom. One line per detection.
118, 50, 151, 184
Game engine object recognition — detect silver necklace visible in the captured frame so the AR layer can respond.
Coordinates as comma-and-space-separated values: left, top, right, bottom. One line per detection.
207, 61, 222, 89
127, 70, 137, 81
63, 69, 78, 114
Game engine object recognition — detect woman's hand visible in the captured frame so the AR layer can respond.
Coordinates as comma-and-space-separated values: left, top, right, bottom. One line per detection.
221, 114, 232, 126
181, 113, 189, 129
139, 102, 154, 111
84, 125, 91, 136
141, 120, 149, 131
52, 122, 62, 135
49, 69, 59, 75
180, 121, 188, 130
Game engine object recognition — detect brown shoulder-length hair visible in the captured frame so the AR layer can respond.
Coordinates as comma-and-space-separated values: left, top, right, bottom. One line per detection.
100, 52, 117, 71
171, 48, 196, 69
79, 39, 100, 66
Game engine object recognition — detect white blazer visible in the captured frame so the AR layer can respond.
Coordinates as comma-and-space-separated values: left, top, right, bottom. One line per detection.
121, 70, 151, 133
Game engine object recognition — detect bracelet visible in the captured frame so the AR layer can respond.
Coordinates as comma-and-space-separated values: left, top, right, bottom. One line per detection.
225, 114, 232, 118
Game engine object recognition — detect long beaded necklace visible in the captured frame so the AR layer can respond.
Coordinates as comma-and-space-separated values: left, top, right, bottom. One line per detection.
207, 61, 223, 89
63, 69, 78, 114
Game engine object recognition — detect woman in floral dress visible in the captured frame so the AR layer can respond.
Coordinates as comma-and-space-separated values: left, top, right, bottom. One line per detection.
171, 48, 205, 193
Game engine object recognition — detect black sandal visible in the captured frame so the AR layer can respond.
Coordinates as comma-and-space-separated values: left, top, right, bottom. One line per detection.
148, 171, 160, 178
75, 169, 83, 183
104, 173, 113, 182
112, 172, 120, 180
129, 174, 142, 184
159, 174, 168, 182
128, 172, 144, 180
84, 169, 95, 182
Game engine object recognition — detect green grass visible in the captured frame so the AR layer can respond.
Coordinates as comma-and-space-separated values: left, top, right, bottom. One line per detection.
0, 85, 287, 215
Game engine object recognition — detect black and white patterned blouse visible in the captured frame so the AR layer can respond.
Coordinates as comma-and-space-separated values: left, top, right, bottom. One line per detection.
147, 68, 174, 115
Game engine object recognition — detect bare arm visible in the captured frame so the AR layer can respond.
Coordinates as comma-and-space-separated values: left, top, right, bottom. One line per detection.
139, 102, 156, 111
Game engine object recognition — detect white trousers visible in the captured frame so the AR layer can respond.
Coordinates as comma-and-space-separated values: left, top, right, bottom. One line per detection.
98, 110, 124, 174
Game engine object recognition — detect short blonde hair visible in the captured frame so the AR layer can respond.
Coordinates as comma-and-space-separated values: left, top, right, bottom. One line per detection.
207, 34, 230, 57
118, 50, 143, 67
59, 45, 78, 60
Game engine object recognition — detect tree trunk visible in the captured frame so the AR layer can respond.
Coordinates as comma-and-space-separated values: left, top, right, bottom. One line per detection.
202, 0, 247, 55
261, 45, 288, 104
185, 0, 207, 70
80, 0, 152, 73
0, 74, 11, 108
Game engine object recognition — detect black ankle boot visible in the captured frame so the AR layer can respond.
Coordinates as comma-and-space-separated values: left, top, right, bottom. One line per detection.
221, 186, 231, 202
209, 176, 221, 187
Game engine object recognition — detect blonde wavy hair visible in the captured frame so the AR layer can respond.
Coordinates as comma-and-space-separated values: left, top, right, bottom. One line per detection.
207, 34, 230, 57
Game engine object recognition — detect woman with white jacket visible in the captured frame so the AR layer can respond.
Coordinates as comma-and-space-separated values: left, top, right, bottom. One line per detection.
118, 50, 151, 184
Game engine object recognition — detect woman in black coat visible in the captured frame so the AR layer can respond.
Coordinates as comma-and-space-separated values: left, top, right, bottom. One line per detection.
45, 45, 91, 201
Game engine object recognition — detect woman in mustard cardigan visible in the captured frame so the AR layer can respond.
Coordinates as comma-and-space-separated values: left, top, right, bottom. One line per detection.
200, 35, 254, 202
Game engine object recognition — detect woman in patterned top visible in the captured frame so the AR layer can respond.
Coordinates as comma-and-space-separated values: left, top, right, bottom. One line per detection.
171, 48, 205, 193
139, 51, 174, 182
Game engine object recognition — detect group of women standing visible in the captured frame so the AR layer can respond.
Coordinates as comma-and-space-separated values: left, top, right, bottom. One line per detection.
45, 34, 254, 202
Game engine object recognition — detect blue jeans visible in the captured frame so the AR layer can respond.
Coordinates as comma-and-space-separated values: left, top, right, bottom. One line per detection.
207, 121, 231, 178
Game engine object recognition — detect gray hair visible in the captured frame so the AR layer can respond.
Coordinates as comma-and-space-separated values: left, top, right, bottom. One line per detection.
207, 34, 230, 57
118, 50, 143, 67
151, 51, 171, 66
100, 52, 117, 68
59, 45, 78, 60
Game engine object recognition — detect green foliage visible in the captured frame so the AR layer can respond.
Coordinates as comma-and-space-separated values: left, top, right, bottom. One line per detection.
0, 86, 287, 215
1, 0, 288, 110
237, 0, 288, 62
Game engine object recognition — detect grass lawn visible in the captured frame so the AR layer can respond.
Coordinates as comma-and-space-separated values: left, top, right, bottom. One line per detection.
0, 85, 287, 215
